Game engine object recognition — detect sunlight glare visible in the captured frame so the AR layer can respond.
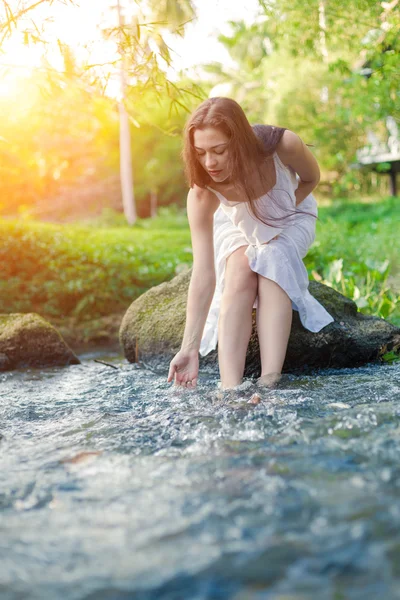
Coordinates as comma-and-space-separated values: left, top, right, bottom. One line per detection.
0, 0, 261, 101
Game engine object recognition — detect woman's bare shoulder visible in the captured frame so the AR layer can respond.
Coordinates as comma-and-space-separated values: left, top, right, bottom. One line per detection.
276, 130, 304, 163
276, 130, 320, 181
188, 184, 216, 201
188, 185, 219, 210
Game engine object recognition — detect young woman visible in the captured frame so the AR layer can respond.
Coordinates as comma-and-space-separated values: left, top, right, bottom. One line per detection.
167, 97, 334, 391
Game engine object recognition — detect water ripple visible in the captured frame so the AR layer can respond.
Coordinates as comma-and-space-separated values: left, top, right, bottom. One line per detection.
0, 354, 400, 599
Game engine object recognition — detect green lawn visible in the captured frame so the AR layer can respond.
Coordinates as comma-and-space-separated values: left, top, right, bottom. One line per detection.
0, 196, 398, 326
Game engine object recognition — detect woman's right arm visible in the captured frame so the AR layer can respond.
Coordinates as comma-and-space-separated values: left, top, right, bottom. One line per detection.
181, 185, 219, 351
167, 185, 219, 387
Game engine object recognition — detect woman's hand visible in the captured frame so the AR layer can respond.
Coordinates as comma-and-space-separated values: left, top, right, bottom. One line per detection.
167, 348, 199, 388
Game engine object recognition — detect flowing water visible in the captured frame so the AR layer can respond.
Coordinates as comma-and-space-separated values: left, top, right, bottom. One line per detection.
1, 352, 400, 600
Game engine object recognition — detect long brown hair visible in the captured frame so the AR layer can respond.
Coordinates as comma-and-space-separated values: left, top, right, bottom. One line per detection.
183, 97, 317, 227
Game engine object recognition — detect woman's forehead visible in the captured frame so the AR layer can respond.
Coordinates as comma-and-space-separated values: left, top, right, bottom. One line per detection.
193, 127, 230, 148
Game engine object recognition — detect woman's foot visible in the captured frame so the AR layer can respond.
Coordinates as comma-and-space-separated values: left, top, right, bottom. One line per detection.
257, 372, 282, 389
213, 380, 262, 407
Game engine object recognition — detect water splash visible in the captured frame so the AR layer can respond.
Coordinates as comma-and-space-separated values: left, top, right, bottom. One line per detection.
0, 354, 399, 599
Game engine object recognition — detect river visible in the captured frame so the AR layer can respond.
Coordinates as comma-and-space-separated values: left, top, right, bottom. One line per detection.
1, 352, 400, 599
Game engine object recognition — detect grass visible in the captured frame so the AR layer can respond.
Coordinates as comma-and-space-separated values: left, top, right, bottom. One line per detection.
0, 197, 398, 329
308, 195, 399, 325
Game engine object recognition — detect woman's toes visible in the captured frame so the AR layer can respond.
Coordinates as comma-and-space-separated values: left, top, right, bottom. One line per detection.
247, 393, 262, 405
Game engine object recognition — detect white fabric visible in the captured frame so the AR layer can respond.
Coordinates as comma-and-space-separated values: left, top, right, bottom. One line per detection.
199, 151, 335, 357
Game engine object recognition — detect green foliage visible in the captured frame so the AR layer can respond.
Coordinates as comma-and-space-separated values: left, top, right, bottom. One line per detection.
205, 0, 399, 195
1, 196, 398, 328
2, 0, 397, 219
0, 216, 192, 320
82, 204, 189, 229
0, 73, 118, 214
0, 73, 200, 219
0, 1, 204, 220
381, 350, 400, 364
305, 196, 400, 325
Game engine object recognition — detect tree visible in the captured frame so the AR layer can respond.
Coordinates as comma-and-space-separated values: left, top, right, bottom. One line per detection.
255, 0, 399, 122
0, 0, 202, 221
203, 0, 399, 194
107, 0, 196, 224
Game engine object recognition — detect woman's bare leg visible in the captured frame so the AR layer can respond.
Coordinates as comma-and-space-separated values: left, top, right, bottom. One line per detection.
256, 276, 292, 386
218, 246, 258, 389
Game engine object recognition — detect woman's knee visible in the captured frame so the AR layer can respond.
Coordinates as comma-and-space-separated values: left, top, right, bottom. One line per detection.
224, 248, 258, 297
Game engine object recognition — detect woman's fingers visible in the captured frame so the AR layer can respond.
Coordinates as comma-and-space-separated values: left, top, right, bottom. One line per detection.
174, 373, 187, 387
167, 363, 177, 382
173, 374, 198, 389
185, 376, 198, 389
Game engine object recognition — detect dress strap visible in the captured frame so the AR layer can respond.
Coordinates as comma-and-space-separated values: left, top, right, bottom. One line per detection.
273, 150, 289, 173
206, 185, 234, 207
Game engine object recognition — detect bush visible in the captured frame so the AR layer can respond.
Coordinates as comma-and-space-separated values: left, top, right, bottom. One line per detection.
0, 217, 192, 320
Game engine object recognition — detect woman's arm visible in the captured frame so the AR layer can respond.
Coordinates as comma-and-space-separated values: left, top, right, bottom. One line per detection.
181, 185, 219, 351
167, 186, 218, 387
276, 130, 321, 206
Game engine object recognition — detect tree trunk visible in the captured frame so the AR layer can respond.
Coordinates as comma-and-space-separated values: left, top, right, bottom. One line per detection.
118, 101, 136, 225
150, 189, 157, 218
318, 0, 328, 62
117, 0, 136, 225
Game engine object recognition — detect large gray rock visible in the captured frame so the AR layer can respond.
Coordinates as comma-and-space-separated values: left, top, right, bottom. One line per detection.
119, 270, 400, 375
0, 313, 80, 371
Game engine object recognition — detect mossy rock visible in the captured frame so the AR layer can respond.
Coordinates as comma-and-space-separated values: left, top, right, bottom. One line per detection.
120, 270, 189, 362
0, 313, 80, 371
119, 270, 400, 375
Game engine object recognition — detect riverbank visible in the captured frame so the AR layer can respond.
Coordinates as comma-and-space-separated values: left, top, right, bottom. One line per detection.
1, 196, 398, 356
50, 312, 125, 355
0, 207, 192, 354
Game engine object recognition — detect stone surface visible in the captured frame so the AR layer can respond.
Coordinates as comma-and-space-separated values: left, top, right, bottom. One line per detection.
0, 352, 11, 371
0, 313, 80, 371
119, 270, 400, 374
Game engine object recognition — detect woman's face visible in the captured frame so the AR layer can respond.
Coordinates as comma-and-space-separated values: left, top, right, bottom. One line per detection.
193, 127, 231, 183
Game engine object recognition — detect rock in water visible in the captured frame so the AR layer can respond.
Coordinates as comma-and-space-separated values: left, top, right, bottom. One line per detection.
120, 271, 189, 362
0, 313, 80, 371
0, 352, 11, 371
119, 270, 400, 375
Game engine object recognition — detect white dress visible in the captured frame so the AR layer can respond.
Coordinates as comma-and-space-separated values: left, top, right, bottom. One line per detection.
199, 151, 335, 357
